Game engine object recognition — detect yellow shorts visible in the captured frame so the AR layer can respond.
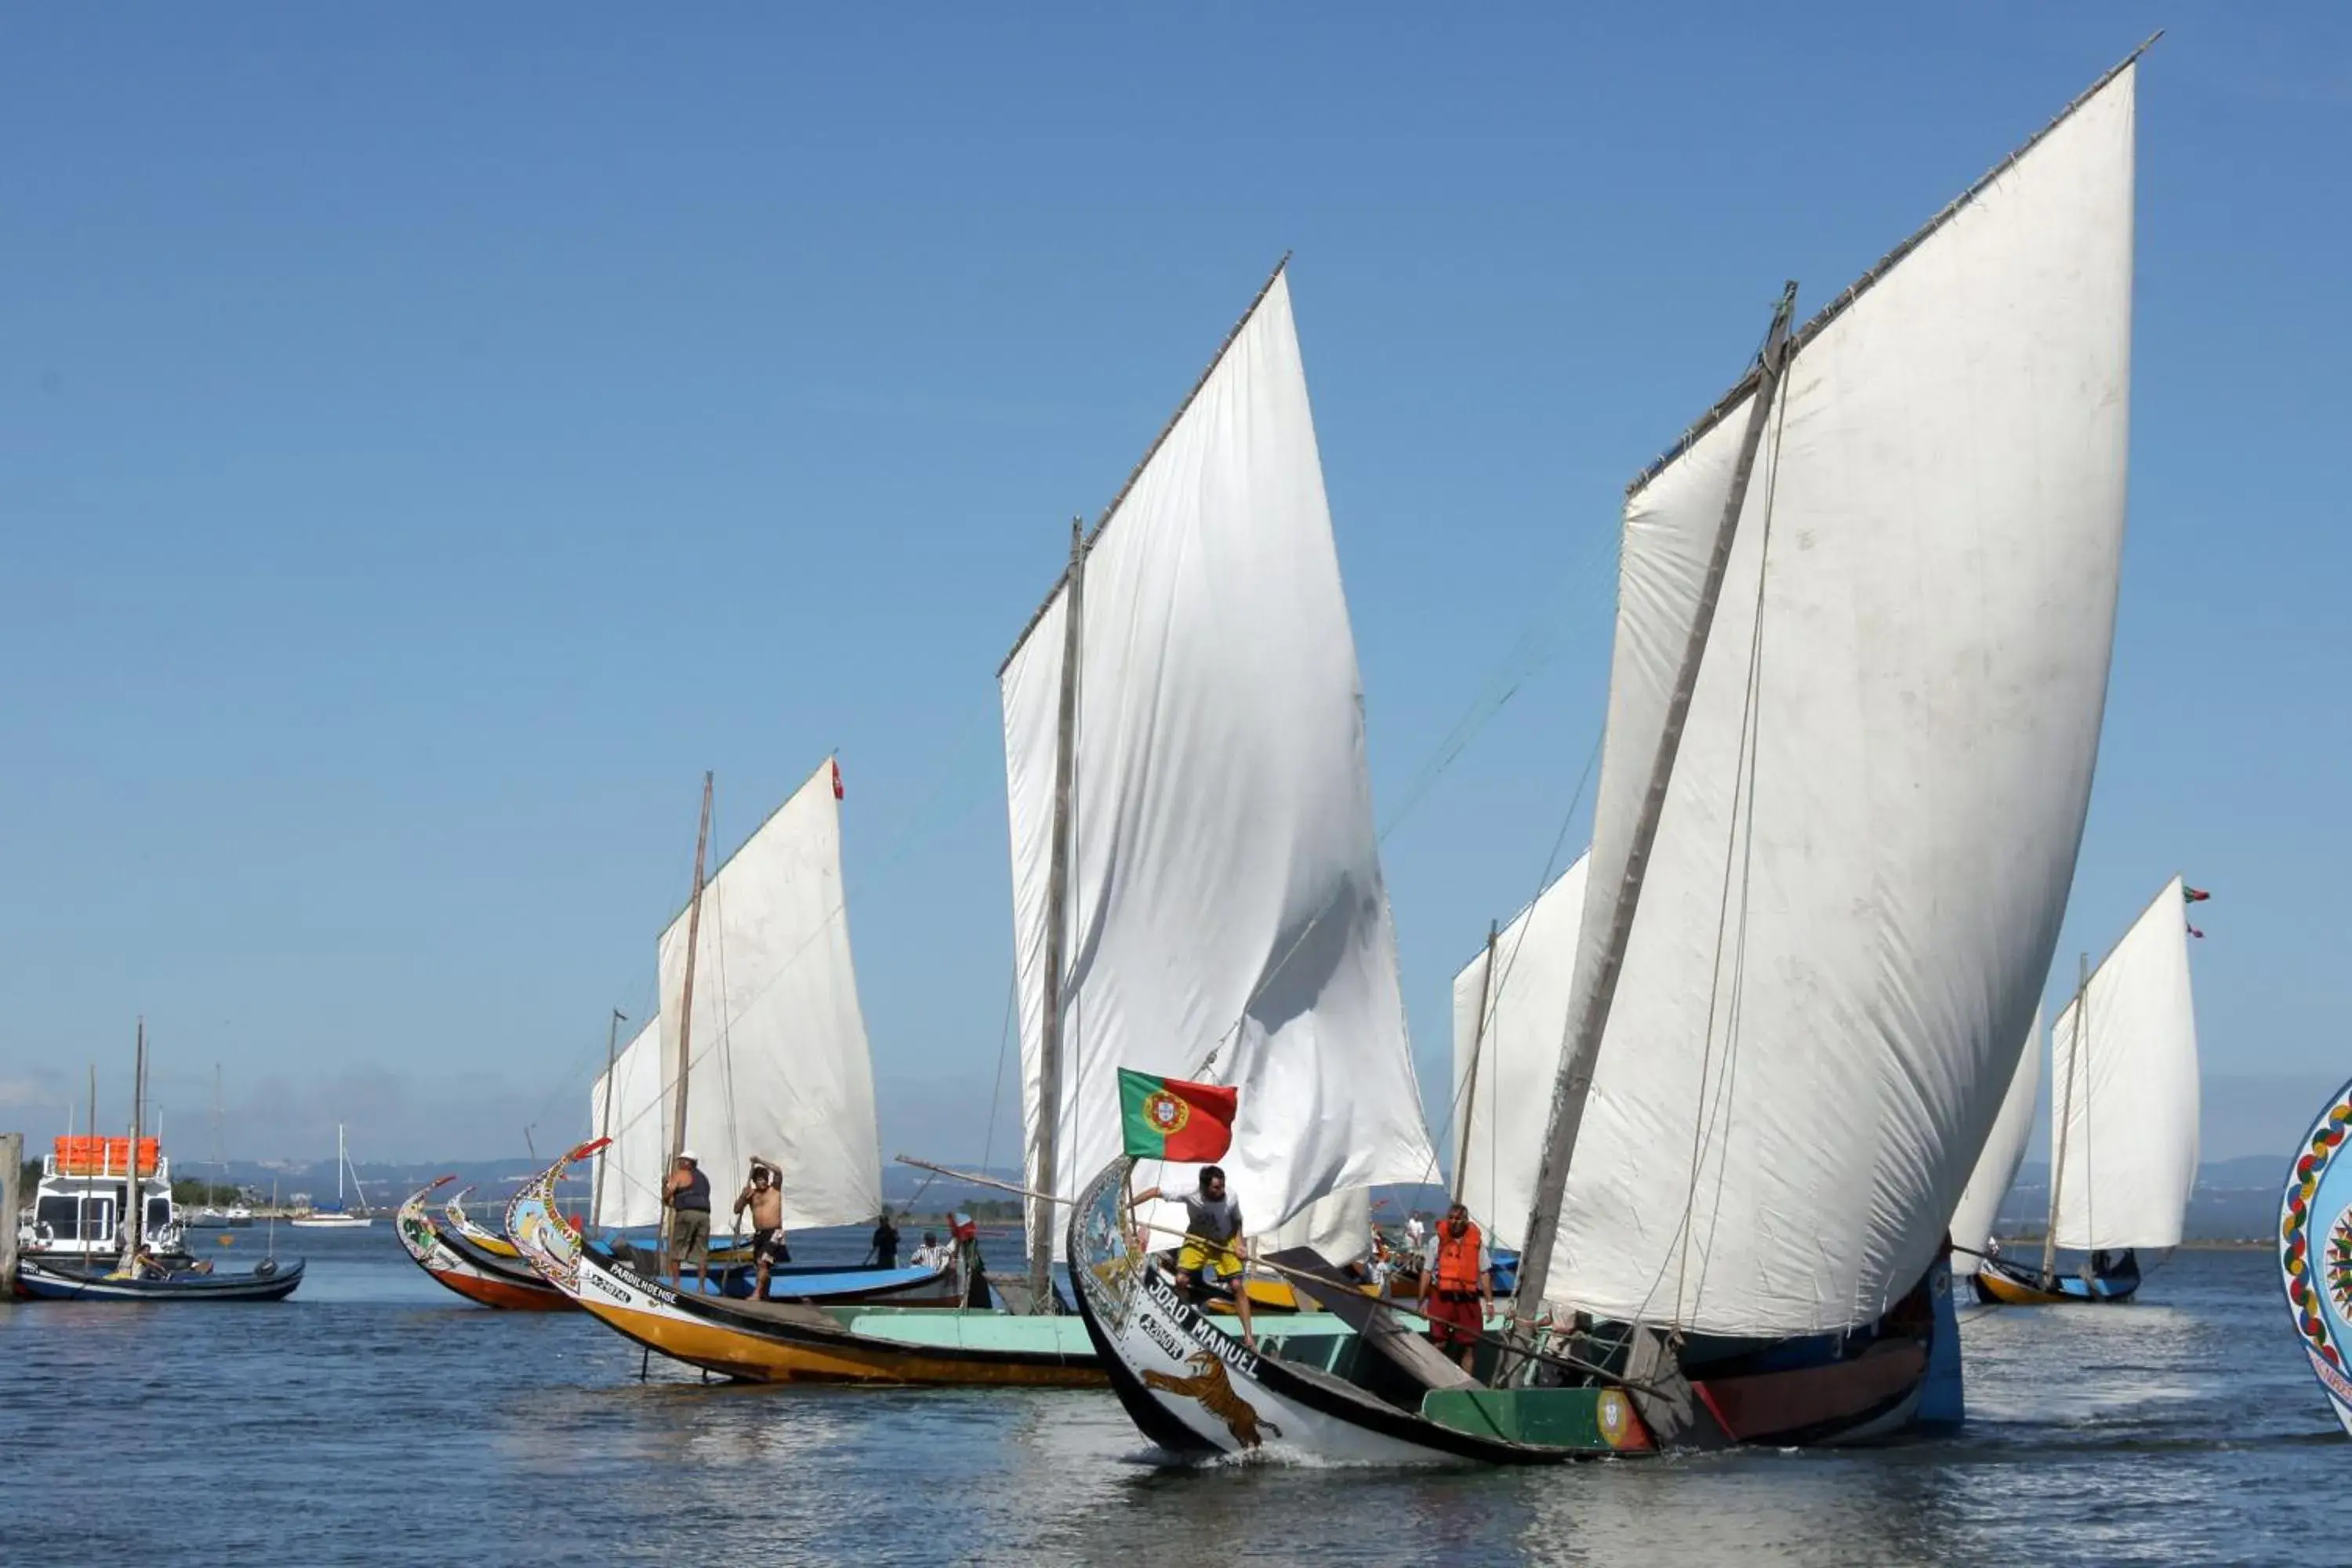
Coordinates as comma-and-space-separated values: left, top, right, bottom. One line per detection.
1177, 1236, 1243, 1278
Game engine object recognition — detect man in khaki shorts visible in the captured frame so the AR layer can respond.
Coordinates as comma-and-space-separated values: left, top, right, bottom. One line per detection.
662, 1149, 714, 1294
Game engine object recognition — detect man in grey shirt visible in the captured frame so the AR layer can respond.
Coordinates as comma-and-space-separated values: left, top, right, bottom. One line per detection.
1131, 1164, 1255, 1350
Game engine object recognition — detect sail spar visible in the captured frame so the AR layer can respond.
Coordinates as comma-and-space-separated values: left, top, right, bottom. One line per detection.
999, 267, 1436, 1262
2053, 876, 2202, 1251
1531, 59, 2140, 1336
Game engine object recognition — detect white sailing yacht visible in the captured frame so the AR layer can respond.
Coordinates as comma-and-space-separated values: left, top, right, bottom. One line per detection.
1975, 877, 2202, 1304
291, 1123, 374, 1228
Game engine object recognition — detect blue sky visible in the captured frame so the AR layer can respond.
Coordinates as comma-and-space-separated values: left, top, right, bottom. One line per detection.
3, 5, 2343, 1167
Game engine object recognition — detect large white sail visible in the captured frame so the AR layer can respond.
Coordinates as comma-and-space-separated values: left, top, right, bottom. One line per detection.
649, 760, 884, 1232
2053, 877, 2201, 1250
1000, 270, 1437, 1261
590, 1014, 666, 1229
1948, 1009, 2042, 1277
1541, 65, 2137, 1335
1451, 853, 1590, 1250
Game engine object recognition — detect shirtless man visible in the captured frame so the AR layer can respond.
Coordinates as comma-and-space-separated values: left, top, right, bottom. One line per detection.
730, 1162, 789, 1298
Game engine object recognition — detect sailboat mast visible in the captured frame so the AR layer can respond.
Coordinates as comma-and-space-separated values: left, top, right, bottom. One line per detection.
2043, 952, 2091, 1280
664, 773, 715, 1254
1451, 920, 1501, 1208
119, 1018, 145, 1269
1028, 518, 1087, 1310
1512, 284, 1799, 1318
593, 1007, 626, 1231
336, 1123, 346, 1206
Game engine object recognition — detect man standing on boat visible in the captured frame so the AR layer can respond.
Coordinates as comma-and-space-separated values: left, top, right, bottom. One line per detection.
1131, 1165, 1255, 1352
870, 1208, 900, 1269
730, 1161, 789, 1299
1420, 1201, 1492, 1374
662, 1150, 713, 1296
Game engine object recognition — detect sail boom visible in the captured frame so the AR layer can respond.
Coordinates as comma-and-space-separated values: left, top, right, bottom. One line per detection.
1626, 31, 2161, 500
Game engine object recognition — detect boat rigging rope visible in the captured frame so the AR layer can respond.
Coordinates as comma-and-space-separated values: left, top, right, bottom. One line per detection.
1626, 377, 1788, 1334
975, 972, 1020, 1193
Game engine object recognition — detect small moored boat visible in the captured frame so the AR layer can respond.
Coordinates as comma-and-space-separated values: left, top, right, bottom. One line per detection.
16, 1253, 303, 1303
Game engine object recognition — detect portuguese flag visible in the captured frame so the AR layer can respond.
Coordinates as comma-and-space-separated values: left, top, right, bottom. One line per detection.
1119, 1069, 1238, 1162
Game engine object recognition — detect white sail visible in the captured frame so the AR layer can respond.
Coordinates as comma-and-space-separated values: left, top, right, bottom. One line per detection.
590, 1015, 665, 1229
1948, 1009, 2042, 1276
1451, 853, 1591, 1250
650, 759, 884, 1232
1257, 1189, 1376, 1267
1000, 270, 1437, 1261
1541, 65, 2137, 1335
2053, 877, 2201, 1250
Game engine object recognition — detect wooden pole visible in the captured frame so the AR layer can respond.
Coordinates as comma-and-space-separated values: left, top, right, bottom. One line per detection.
1514, 284, 1798, 1322
664, 773, 715, 1260
1451, 920, 1502, 1209
1028, 518, 1087, 1312
2043, 953, 2091, 1284
593, 1007, 626, 1232
119, 1017, 145, 1271
0, 1131, 20, 1295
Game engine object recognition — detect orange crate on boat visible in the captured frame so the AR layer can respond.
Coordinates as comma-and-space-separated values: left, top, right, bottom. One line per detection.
54, 1136, 160, 1177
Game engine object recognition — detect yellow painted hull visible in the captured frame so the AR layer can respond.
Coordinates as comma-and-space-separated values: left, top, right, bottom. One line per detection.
575, 1293, 1103, 1387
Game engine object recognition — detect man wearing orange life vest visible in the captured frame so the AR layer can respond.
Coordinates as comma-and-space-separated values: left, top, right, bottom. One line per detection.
1419, 1201, 1492, 1373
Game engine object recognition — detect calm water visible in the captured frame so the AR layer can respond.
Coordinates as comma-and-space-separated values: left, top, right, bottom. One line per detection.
0, 1233, 2334, 1566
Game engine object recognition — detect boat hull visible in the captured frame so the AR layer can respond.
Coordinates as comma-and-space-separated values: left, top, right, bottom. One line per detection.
1068, 1157, 1648, 1465
396, 1179, 574, 1312
503, 1142, 1102, 1386
570, 1251, 1102, 1385
16, 1256, 303, 1302
1971, 1254, 2140, 1305
1069, 1157, 1935, 1463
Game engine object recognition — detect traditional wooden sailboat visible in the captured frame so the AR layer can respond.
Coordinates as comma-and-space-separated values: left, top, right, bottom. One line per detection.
394, 1177, 572, 1310
1076, 41, 2147, 1461
1975, 877, 2202, 1305
2279, 1074, 2352, 1436
505, 760, 1025, 1375
510, 1147, 1101, 1385
572, 785, 958, 1308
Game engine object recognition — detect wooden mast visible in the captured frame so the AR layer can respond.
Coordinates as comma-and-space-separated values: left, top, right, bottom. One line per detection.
1028, 517, 1087, 1311
1512, 284, 1798, 1323
2043, 952, 2091, 1283
1450, 920, 1501, 1208
593, 1007, 626, 1231
118, 1017, 144, 1271
663, 773, 715, 1256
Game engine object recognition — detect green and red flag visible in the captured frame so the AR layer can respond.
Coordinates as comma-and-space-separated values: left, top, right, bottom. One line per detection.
1118, 1069, 1238, 1163
2183, 886, 2210, 902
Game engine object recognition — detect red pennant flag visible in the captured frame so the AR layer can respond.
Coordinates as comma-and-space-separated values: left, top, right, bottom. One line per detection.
2183, 886, 2211, 903
832, 760, 844, 800
2187, 921, 2205, 939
